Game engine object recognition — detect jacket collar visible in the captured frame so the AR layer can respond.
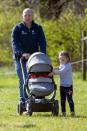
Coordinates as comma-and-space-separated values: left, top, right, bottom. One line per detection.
22, 20, 35, 29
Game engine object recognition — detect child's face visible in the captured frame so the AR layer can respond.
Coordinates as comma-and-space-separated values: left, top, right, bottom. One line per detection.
58, 55, 68, 65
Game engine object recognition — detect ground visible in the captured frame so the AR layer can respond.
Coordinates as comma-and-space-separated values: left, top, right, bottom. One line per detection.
0, 68, 87, 131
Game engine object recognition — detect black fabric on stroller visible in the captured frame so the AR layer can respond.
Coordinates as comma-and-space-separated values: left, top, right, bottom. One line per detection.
26, 52, 55, 97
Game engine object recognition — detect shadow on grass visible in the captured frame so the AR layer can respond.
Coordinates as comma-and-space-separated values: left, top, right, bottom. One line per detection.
35, 114, 87, 118
58, 114, 87, 119
71, 115, 87, 119
0, 86, 4, 89
9, 112, 87, 119
34, 113, 52, 117
0, 123, 36, 129
0, 124, 7, 127
0, 86, 13, 89
16, 123, 36, 128
14, 113, 87, 119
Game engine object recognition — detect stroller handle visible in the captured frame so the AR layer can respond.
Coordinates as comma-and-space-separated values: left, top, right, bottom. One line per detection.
20, 58, 30, 98
20, 58, 26, 85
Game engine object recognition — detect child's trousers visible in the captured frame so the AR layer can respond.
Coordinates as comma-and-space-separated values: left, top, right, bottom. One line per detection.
60, 85, 74, 113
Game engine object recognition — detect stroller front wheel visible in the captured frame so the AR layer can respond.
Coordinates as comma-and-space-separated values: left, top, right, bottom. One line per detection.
26, 101, 33, 116
52, 100, 59, 116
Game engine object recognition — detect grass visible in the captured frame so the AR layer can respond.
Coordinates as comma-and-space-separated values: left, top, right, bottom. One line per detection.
0, 69, 87, 131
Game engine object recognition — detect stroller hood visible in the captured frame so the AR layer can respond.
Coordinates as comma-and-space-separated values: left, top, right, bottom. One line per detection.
27, 52, 52, 73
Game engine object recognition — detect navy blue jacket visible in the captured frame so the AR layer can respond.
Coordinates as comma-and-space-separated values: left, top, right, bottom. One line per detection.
11, 21, 46, 59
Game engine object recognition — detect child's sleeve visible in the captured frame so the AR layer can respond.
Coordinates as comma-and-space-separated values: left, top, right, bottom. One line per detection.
53, 68, 60, 75
53, 64, 71, 75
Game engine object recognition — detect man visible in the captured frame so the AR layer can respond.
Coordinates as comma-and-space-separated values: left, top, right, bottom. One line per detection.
11, 8, 46, 105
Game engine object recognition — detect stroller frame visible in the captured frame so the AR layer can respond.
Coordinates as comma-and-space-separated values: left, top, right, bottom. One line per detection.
18, 56, 59, 116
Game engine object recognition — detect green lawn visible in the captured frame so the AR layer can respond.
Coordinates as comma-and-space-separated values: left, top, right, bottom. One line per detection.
0, 70, 87, 131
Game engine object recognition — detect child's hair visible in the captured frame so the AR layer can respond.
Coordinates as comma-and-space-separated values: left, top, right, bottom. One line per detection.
58, 51, 71, 62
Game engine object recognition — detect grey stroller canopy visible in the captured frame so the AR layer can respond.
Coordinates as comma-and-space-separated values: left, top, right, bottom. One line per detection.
27, 52, 52, 73
26, 52, 55, 97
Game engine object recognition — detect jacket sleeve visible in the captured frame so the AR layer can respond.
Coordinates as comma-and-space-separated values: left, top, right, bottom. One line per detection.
53, 64, 71, 75
11, 25, 23, 54
38, 26, 46, 54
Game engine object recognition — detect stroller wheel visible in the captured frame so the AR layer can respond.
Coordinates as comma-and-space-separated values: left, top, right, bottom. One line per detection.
18, 102, 25, 115
52, 100, 59, 116
28, 110, 32, 116
26, 101, 33, 116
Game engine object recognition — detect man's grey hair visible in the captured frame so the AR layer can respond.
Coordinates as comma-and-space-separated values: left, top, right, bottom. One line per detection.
22, 8, 33, 15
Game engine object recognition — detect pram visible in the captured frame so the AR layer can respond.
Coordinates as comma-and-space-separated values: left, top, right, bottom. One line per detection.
18, 52, 59, 116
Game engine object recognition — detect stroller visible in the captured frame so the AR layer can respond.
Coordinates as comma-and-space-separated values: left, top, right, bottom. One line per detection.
18, 52, 59, 116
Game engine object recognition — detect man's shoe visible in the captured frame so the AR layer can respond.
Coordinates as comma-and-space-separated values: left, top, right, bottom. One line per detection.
23, 111, 29, 115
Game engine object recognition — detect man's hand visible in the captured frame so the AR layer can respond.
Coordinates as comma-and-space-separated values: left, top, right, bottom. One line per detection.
22, 53, 30, 60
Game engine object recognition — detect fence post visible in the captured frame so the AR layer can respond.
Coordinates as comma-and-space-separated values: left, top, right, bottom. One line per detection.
82, 31, 87, 80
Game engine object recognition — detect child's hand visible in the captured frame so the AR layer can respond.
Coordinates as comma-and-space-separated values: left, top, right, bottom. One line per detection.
48, 72, 54, 77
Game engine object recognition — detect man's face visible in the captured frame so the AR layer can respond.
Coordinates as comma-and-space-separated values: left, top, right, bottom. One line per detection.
22, 10, 33, 25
